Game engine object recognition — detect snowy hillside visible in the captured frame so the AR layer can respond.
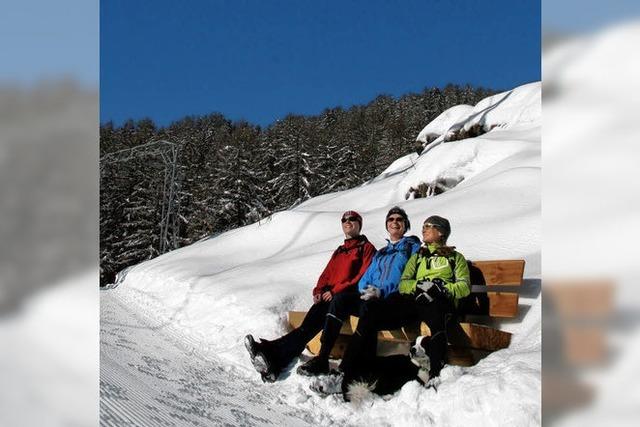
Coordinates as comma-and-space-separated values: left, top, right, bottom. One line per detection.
105, 81, 541, 426
445, 81, 540, 136
416, 104, 473, 143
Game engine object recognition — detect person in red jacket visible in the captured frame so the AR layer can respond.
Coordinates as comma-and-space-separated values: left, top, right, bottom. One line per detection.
245, 210, 376, 382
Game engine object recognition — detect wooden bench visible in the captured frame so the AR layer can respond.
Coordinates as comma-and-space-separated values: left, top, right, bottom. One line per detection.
288, 259, 525, 366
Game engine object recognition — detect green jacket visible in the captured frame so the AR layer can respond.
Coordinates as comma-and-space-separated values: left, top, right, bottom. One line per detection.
398, 243, 471, 302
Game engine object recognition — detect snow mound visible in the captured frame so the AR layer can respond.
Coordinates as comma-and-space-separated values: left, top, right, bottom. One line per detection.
108, 81, 541, 425
400, 124, 539, 199
445, 81, 540, 139
401, 82, 540, 200
416, 104, 474, 143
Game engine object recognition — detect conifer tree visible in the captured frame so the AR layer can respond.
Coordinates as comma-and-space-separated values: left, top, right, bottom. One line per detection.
267, 115, 314, 208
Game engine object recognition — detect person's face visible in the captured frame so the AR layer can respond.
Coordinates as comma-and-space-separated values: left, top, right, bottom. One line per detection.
386, 215, 406, 238
422, 222, 443, 244
341, 215, 361, 238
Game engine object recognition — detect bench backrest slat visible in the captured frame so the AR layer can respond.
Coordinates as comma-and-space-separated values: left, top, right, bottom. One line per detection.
470, 260, 525, 286
463, 260, 525, 318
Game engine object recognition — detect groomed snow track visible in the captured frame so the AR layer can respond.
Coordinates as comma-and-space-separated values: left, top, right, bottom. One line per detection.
100, 291, 341, 427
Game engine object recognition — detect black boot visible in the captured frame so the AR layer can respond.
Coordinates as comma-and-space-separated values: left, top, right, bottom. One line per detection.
253, 352, 279, 383
245, 334, 280, 382
244, 334, 260, 361
297, 356, 330, 376
298, 311, 345, 377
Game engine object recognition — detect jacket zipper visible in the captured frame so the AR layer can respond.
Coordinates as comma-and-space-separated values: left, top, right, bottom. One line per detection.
380, 241, 399, 287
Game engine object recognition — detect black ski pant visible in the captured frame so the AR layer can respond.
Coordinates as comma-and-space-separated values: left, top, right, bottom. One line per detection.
316, 289, 364, 360
266, 288, 363, 371
339, 292, 454, 383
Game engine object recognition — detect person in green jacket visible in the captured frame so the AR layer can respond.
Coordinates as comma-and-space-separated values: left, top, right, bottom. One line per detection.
398, 216, 470, 304
337, 215, 470, 399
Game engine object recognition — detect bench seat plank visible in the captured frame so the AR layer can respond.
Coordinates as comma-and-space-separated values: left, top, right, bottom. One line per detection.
288, 311, 512, 353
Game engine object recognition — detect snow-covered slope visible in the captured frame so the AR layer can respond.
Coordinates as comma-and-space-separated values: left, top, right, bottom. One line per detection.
107, 82, 541, 426
445, 81, 540, 138
416, 104, 473, 143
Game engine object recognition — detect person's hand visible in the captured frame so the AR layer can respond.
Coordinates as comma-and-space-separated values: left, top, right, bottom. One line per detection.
322, 291, 333, 302
360, 286, 381, 301
415, 280, 435, 303
416, 280, 435, 294
313, 293, 322, 304
428, 282, 448, 300
416, 279, 450, 303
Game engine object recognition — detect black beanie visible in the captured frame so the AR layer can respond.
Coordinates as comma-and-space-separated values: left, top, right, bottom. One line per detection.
424, 215, 451, 242
386, 206, 411, 231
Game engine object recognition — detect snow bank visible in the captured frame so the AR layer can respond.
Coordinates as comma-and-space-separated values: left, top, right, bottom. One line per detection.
445, 81, 540, 139
400, 123, 539, 200
416, 104, 474, 143
109, 81, 541, 425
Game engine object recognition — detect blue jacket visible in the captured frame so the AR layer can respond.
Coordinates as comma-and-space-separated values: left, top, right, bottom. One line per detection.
357, 235, 421, 298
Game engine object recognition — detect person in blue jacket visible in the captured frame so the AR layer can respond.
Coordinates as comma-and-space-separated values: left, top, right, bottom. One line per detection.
357, 207, 421, 300
297, 206, 420, 376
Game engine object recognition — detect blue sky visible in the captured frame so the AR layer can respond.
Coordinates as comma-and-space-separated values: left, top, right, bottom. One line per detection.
101, 0, 541, 127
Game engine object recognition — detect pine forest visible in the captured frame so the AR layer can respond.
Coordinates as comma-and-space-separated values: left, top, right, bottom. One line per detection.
100, 84, 496, 285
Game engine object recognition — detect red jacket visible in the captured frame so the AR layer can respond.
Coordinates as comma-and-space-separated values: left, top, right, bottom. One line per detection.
313, 235, 376, 296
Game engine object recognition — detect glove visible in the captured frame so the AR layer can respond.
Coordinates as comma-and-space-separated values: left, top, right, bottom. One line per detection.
428, 280, 450, 301
416, 279, 434, 293
415, 278, 450, 303
415, 280, 435, 303
360, 286, 382, 301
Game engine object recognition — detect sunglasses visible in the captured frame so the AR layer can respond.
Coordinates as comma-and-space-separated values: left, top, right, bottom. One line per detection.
422, 223, 440, 230
341, 216, 359, 223
386, 216, 404, 223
